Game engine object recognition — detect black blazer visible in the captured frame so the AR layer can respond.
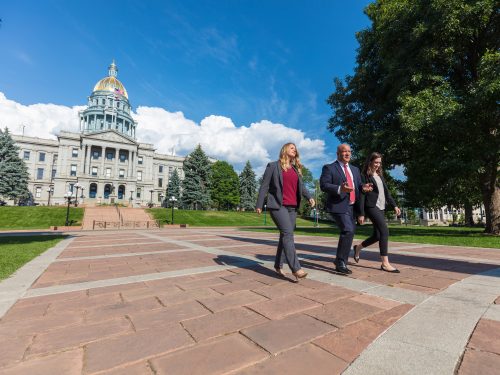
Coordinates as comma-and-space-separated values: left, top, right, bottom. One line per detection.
358, 174, 397, 216
256, 161, 311, 210
320, 161, 363, 214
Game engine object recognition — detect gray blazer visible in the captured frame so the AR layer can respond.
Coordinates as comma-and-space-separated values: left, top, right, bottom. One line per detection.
256, 161, 312, 210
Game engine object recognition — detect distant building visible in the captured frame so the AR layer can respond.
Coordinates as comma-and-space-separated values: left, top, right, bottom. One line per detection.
13, 61, 185, 206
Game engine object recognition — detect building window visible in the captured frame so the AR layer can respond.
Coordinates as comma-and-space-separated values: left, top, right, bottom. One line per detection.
106, 168, 112, 178
158, 192, 162, 202
52, 169, 57, 179
36, 168, 44, 180
119, 153, 126, 162
69, 183, 75, 192
23, 151, 30, 160
159, 165, 163, 173
137, 171, 142, 181
138, 156, 143, 165
35, 186, 42, 198
168, 166, 174, 177
91, 167, 98, 176
119, 169, 125, 178
136, 188, 141, 198
106, 152, 113, 160
70, 164, 77, 177
92, 151, 99, 159
53, 154, 58, 163
72, 148, 78, 157
39, 152, 46, 162
158, 178, 163, 187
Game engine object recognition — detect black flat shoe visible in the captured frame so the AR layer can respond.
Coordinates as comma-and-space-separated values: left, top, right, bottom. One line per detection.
380, 265, 400, 273
353, 244, 361, 263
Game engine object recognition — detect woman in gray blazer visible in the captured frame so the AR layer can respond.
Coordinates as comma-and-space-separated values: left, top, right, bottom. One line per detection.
256, 143, 315, 281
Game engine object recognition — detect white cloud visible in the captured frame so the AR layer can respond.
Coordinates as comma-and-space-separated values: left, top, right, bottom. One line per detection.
0, 92, 327, 176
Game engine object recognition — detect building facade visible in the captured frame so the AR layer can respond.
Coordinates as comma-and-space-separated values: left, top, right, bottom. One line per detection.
13, 62, 185, 207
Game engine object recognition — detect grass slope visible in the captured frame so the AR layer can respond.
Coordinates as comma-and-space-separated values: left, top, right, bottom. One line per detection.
0, 207, 84, 229
0, 235, 65, 280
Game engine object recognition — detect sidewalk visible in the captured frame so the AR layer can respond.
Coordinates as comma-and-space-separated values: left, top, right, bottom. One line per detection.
0, 228, 499, 374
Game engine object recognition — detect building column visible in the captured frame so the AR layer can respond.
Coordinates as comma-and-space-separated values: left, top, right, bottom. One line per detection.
127, 150, 133, 178
100, 146, 105, 177
115, 149, 119, 178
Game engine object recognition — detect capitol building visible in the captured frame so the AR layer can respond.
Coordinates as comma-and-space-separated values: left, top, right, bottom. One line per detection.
13, 62, 185, 207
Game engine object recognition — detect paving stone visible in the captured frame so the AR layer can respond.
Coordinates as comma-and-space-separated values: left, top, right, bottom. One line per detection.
298, 286, 358, 304
1, 303, 49, 322
49, 292, 123, 311
0, 333, 33, 368
211, 280, 267, 295
85, 296, 162, 323
156, 288, 222, 306
174, 277, 230, 290
403, 275, 458, 290
129, 300, 210, 331
350, 294, 402, 310
367, 304, 414, 327
305, 299, 383, 328
393, 282, 440, 294
0, 311, 84, 336
468, 319, 500, 355
182, 307, 268, 341
198, 290, 267, 312
313, 319, 386, 362
247, 295, 321, 320
458, 348, 500, 375
495, 296, 500, 304
236, 343, 348, 375
1, 349, 83, 375
252, 282, 313, 299
28, 317, 131, 356
151, 334, 268, 375
87, 283, 149, 297
241, 314, 336, 354
98, 361, 154, 375
84, 324, 193, 373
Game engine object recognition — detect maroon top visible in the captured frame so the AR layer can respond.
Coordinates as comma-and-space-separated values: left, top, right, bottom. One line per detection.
282, 167, 298, 206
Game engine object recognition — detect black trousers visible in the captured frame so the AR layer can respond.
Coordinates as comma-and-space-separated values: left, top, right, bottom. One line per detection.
331, 205, 356, 264
269, 206, 301, 272
361, 206, 389, 256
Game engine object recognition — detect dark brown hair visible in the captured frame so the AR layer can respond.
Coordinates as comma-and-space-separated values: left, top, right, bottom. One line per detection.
362, 152, 383, 177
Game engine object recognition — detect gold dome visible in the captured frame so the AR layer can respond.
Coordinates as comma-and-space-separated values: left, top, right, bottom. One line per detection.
92, 61, 128, 99
93, 76, 129, 99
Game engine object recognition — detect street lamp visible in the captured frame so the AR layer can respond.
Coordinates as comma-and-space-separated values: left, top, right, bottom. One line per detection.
129, 190, 134, 207
80, 186, 85, 205
149, 189, 154, 207
159, 193, 166, 224
169, 196, 177, 224
64, 191, 73, 226
46, 186, 54, 206
74, 183, 81, 207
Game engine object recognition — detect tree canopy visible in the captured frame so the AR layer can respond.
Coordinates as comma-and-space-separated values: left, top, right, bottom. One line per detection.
211, 161, 240, 210
0, 127, 29, 201
328, 0, 499, 234
181, 145, 212, 210
239, 161, 257, 210
166, 168, 181, 207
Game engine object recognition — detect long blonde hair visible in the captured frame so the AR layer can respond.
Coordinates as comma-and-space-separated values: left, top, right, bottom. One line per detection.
279, 143, 303, 176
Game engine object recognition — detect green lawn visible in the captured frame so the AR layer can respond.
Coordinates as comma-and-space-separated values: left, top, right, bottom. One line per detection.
0, 207, 84, 230
251, 223, 500, 249
0, 235, 65, 280
147, 208, 315, 227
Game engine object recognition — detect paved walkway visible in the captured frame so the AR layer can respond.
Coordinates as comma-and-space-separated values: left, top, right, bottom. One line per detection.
0, 228, 499, 374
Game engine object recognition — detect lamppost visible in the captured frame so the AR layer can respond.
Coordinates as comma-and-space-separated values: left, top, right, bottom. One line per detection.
159, 193, 166, 224
129, 190, 134, 207
46, 186, 54, 206
80, 186, 85, 205
169, 196, 177, 224
149, 189, 154, 207
74, 183, 81, 207
64, 191, 73, 226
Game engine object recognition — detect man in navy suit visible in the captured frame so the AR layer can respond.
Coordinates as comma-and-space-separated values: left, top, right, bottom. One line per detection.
320, 144, 369, 274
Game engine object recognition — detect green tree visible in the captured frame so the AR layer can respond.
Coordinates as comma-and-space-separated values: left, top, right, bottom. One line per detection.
211, 161, 240, 210
0, 127, 29, 201
166, 168, 181, 207
327, 0, 499, 234
181, 145, 212, 210
298, 165, 315, 217
239, 161, 257, 211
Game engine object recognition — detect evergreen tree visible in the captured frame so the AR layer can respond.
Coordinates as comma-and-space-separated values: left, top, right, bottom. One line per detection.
0, 127, 29, 201
211, 161, 240, 210
239, 161, 257, 211
181, 145, 211, 209
166, 168, 181, 207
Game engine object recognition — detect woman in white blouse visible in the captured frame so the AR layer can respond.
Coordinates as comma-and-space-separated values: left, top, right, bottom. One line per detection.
354, 152, 401, 272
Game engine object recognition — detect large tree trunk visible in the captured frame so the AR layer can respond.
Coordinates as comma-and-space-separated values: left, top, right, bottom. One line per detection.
480, 165, 500, 235
464, 202, 474, 227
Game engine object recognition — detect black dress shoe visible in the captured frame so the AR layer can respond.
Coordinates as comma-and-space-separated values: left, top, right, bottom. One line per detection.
335, 260, 352, 275
380, 265, 400, 273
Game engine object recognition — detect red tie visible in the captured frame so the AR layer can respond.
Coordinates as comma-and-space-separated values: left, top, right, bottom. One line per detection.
343, 164, 355, 204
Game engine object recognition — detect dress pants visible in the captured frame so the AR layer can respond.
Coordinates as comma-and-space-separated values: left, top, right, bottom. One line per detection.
362, 206, 389, 256
269, 206, 300, 272
331, 205, 356, 264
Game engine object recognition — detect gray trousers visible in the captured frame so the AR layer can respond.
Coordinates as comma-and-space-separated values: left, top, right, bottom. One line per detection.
270, 206, 301, 272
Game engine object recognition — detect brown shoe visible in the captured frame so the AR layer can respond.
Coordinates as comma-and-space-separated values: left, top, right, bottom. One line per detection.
292, 269, 308, 281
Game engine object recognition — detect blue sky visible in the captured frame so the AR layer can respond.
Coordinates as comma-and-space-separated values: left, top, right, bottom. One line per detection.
0, 0, 373, 176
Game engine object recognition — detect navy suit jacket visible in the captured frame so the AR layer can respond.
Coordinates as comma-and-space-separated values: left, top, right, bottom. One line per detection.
256, 161, 311, 210
320, 160, 363, 214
